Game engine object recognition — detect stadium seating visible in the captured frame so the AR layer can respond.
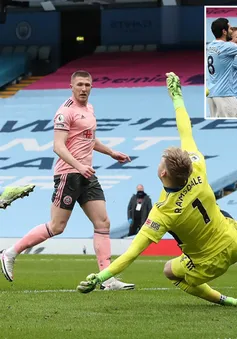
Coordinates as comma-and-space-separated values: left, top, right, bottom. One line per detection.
1, 46, 14, 55
0, 54, 29, 88
26, 45, 39, 61
38, 46, 51, 61
0, 45, 55, 87
94, 44, 158, 53
14, 46, 27, 54
107, 45, 120, 53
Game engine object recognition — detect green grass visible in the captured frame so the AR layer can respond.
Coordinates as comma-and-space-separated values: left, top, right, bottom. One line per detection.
0, 255, 236, 339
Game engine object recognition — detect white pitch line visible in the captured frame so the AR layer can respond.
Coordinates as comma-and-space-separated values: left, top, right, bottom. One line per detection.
0, 288, 176, 294
141, 287, 235, 290
141, 288, 174, 291
18, 258, 168, 263
0, 289, 76, 294
0, 287, 235, 294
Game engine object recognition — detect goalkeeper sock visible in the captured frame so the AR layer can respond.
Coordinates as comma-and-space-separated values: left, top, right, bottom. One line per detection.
97, 269, 113, 283
172, 279, 222, 304
172, 279, 237, 306
219, 296, 237, 306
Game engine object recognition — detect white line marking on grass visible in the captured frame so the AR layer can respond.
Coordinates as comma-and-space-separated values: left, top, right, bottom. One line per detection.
17, 258, 168, 263
0, 288, 174, 294
24, 289, 76, 293
0, 289, 76, 294
141, 286, 235, 290
0, 286, 235, 294
141, 287, 174, 291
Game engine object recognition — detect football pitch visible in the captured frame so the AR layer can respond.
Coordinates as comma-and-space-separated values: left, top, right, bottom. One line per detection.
0, 255, 236, 339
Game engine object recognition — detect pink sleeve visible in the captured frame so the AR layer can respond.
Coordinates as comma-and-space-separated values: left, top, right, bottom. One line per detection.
54, 107, 73, 131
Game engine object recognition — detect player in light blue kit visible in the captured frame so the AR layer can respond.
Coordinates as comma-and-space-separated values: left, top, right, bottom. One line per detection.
207, 18, 237, 118
231, 27, 237, 98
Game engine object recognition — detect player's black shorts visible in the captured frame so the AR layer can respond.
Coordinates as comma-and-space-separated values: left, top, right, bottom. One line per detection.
51, 173, 105, 210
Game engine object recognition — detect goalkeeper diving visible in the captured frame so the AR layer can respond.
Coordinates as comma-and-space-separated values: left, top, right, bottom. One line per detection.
78, 72, 237, 307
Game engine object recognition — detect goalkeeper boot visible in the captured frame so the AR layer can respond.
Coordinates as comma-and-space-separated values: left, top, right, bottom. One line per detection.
100, 277, 135, 291
0, 185, 35, 209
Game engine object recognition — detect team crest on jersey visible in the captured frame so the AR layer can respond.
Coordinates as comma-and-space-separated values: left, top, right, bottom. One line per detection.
83, 130, 95, 139
63, 195, 72, 205
56, 114, 65, 123
145, 219, 160, 231
189, 153, 200, 162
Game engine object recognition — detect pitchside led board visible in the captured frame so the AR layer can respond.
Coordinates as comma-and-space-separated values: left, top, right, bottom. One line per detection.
205, 6, 237, 119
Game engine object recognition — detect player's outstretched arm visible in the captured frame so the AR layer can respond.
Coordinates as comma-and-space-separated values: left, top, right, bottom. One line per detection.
166, 72, 198, 153
77, 232, 152, 293
94, 138, 131, 163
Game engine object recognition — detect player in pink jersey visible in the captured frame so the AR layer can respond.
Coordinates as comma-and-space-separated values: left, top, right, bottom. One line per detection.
1, 70, 135, 291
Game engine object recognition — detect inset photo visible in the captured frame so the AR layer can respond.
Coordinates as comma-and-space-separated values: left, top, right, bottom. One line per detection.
205, 6, 237, 119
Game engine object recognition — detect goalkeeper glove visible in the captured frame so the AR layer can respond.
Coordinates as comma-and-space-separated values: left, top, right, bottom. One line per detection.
166, 72, 183, 100
77, 273, 100, 294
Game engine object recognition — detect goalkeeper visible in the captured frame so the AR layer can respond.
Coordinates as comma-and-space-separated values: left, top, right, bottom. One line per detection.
78, 72, 237, 307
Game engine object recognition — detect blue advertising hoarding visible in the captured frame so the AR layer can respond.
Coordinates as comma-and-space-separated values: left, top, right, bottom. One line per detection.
101, 8, 161, 45
101, 6, 204, 46
0, 12, 60, 46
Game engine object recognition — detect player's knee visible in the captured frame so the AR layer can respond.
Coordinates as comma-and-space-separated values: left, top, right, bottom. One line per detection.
94, 216, 110, 231
49, 219, 67, 235
163, 260, 175, 280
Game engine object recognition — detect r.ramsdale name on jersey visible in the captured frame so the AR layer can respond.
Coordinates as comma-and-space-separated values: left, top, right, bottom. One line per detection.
174, 176, 202, 213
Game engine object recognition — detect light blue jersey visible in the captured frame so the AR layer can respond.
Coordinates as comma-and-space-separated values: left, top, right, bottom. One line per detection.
207, 40, 237, 97
232, 55, 237, 97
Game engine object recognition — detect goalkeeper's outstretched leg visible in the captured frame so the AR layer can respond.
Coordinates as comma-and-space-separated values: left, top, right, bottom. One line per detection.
163, 257, 237, 306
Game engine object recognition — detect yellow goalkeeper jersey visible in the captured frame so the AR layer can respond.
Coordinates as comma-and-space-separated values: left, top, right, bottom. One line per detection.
140, 105, 236, 263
